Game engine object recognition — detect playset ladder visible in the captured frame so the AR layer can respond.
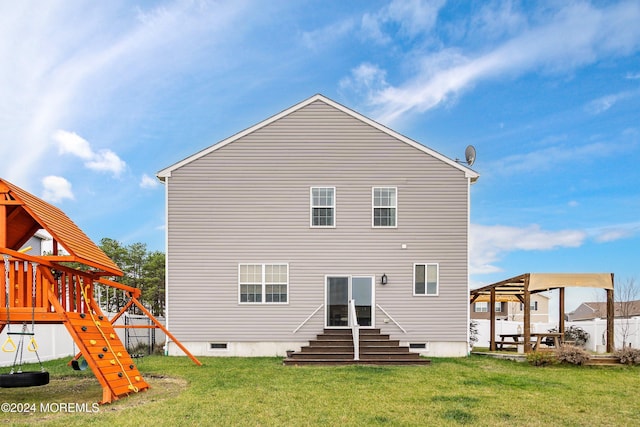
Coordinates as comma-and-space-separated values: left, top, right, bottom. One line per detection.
62, 310, 149, 404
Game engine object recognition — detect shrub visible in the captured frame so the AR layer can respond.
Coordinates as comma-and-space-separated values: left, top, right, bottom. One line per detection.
469, 320, 479, 347
526, 351, 557, 367
548, 326, 589, 347
555, 345, 591, 365
614, 347, 640, 365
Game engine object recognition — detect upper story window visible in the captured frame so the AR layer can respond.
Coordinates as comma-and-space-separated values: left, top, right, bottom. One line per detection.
372, 187, 397, 228
414, 263, 438, 296
311, 187, 335, 227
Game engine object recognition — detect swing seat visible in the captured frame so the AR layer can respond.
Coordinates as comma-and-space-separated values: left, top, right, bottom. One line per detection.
0, 371, 49, 388
71, 358, 88, 371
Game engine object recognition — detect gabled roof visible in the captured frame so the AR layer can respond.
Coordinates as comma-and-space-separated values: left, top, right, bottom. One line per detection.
0, 178, 122, 276
157, 94, 479, 182
571, 300, 640, 320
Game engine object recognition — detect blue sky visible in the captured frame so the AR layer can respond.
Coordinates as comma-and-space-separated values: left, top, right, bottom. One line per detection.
2, 1, 639, 310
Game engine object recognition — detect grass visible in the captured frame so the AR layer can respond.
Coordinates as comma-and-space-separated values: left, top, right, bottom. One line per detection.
1, 355, 638, 426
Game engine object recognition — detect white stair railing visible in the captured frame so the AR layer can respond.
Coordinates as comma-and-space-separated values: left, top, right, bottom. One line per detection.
376, 304, 407, 333
292, 304, 324, 333
348, 299, 359, 361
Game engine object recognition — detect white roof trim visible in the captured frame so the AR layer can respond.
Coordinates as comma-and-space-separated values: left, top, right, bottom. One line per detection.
157, 94, 479, 182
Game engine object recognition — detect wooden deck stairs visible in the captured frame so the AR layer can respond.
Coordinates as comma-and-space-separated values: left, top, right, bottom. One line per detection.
584, 355, 622, 366
284, 329, 430, 366
64, 311, 149, 403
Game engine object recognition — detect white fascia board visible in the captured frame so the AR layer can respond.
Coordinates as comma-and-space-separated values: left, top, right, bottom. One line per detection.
156, 94, 480, 182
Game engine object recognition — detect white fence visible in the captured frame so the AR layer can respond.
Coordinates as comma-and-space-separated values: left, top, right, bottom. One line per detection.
1, 314, 166, 368
474, 318, 640, 352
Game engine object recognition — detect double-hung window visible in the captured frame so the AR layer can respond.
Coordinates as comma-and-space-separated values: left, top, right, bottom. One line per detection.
519, 301, 539, 311
372, 187, 397, 227
414, 263, 439, 296
239, 263, 288, 304
311, 187, 335, 227
474, 302, 488, 312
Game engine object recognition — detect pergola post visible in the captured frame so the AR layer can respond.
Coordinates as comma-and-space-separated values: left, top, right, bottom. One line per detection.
524, 275, 531, 352
489, 287, 496, 351
606, 275, 615, 353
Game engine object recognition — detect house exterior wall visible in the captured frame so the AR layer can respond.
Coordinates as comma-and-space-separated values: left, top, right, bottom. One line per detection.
163, 100, 473, 357
470, 301, 508, 321
568, 300, 640, 321
507, 294, 550, 323
567, 303, 601, 321
470, 294, 550, 323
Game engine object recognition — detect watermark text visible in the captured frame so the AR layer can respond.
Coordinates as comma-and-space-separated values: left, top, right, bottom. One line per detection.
1, 402, 100, 414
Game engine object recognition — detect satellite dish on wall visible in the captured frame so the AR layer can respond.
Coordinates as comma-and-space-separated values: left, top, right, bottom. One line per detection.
464, 145, 476, 167
455, 145, 477, 167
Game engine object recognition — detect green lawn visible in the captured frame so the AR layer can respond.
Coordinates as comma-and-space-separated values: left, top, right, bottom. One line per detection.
1, 355, 638, 426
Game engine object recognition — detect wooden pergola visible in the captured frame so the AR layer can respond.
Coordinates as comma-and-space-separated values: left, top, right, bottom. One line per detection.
470, 273, 615, 353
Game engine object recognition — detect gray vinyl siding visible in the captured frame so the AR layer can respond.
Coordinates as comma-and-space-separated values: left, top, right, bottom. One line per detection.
166, 100, 470, 344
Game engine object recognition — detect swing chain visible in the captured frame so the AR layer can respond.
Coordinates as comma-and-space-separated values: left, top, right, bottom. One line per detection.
2, 254, 15, 353
29, 262, 44, 371
30, 262, 38, 331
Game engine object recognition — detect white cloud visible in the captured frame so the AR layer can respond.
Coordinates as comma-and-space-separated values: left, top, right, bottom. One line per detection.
54, 130, 93, 159
339, 63, 389, 100
361, 0, 445, 44
41, 175, 74, 203
469, 1, 527, 42
354, 1, 640, 123
626, 72, 640, 79
53, 130, 126, 177
488, 140, 622, 176
85, 150, 126, 176
0, 1, 251, 190
470, 223, 587, 275
590, 222, 640, 243
301, 19, 355, 51
140, 174, 159, 189
471, 219, 640, 275
585, 89, 638, 114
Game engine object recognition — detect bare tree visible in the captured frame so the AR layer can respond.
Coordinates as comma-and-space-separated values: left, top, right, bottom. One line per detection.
508, 301, 520, 321
615, 277, 639, 348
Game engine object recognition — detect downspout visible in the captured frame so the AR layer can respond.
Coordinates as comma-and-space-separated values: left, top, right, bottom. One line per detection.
163, 176, 170, 355
524, 275, 531, 352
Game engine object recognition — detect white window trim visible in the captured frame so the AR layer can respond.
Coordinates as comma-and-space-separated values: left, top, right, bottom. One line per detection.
238, 263, 289, 305
413, 263, 439, 296
372, 187, 398, 228
475, 302, 488, 313
310, 186, 336, 228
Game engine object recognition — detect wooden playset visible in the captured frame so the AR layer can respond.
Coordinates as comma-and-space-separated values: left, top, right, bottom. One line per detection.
0, 178, 200, 403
